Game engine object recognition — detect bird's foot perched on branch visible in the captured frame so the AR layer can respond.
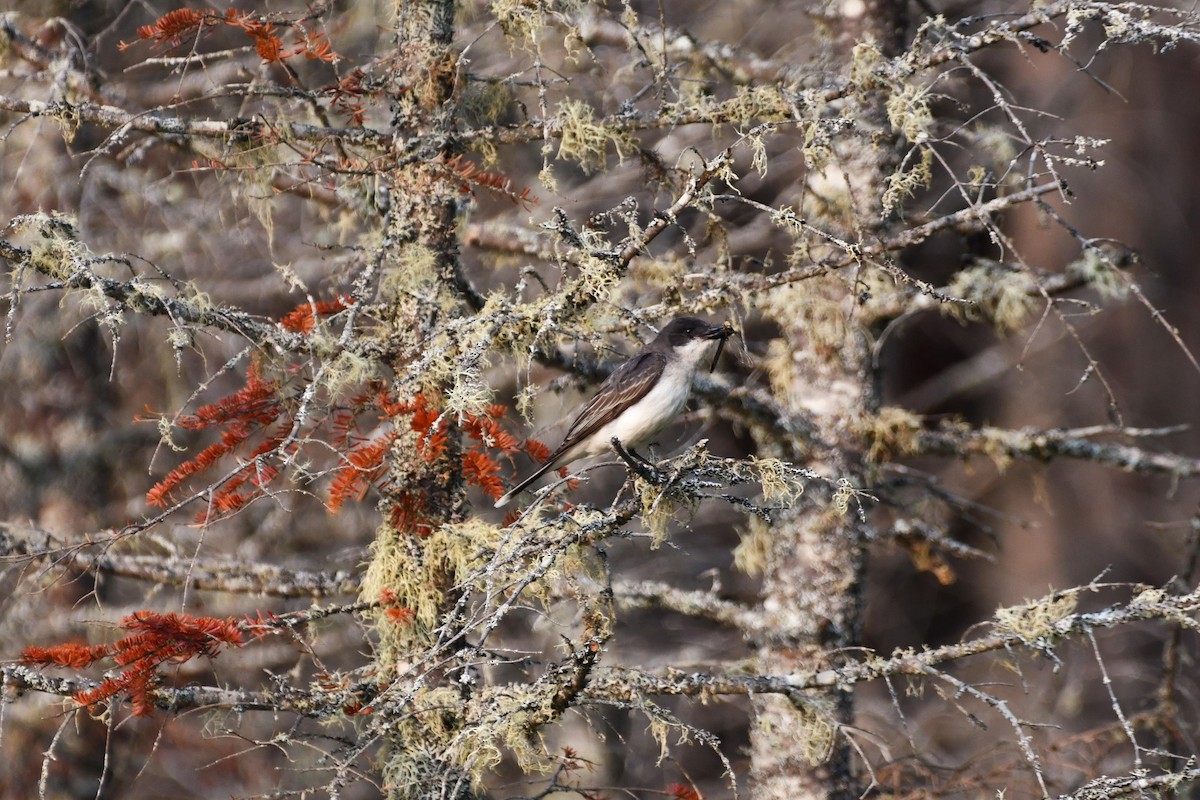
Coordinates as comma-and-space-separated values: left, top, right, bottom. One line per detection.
610, 437, 664, 485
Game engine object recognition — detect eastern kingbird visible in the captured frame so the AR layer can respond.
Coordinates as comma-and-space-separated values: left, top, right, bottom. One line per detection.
494, 317, 732, 508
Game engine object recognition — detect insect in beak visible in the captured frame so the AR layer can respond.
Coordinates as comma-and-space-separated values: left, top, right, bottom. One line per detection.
710, 320, 737, 373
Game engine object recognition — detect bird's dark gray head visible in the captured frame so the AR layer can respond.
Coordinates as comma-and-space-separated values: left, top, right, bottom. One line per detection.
652, 316, 728, 349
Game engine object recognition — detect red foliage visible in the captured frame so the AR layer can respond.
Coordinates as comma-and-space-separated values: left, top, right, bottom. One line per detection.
112, 611, 243, 662
124, 8, 336, 64
388, 490, 434, 537
190, 157, 228, 171
241, 609, 280, 640
328, 431, 397, 512
294, 30, 335, 62
175, 359, 281, 431
324, 68, 379, 126
462, 449, 503, 500
24, 612, 244, 717
464, 409, 520, 454
146, 361, 285, 512
385, 606, 416, 625
439, 153, 538, 210
249, 23, 282, 61
145, 371, 548, 526
280, 295, 353, 334
667, 783, 702, 800
524, 438, 551, 463
21, 642, 112, 670
558, 466, 581, 492
194, 422, 291, 524
135, 8, 207, 44
408, 393, 449, 461
374, 388, 408, 418
198, 462, 280, 523
379, 587, 417, 623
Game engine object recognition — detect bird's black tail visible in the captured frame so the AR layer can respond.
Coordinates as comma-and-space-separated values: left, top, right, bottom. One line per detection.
493, 459, 560, 508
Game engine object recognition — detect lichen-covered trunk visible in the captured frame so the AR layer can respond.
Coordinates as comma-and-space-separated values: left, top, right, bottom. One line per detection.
748, 2, 907, 798
363, 1, 474, 798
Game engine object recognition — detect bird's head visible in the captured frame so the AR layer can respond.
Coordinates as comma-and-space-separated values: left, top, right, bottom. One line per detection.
654, 317, 736, 371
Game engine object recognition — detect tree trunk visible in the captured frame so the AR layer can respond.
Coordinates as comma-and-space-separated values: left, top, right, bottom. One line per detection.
365, 1, 475, 797
749, 2, 907, 797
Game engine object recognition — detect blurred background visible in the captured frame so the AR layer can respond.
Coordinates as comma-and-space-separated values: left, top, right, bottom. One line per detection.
3, 0, 1200, 797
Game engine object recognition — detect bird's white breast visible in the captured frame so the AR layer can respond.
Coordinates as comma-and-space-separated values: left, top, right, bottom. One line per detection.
580, 349, 702, 457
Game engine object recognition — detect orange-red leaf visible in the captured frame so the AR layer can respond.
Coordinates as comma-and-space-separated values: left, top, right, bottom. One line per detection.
668, 783, 702, 800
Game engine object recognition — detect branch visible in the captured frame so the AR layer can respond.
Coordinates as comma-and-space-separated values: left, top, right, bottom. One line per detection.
580, 584, 1200, 703
916, 424, 1200, 479
4, 602, 373, 715
0, 527, 360, 597
572, 2, 1092, 98
611, 137, 740, 267
9, 586, 1196, 728
0, 220, 306, 353
1053, 767, 1200, 800
735, 181, 1065, 294
463, 220, 562, 263
1, 663, 321, 715
613, 579, 764, 633
0, 94, 390, 150
574, 8, 803, 86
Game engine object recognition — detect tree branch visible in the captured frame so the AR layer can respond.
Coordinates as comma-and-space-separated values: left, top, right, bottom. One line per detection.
917, 424, 1200, 479
613, 579, 764, 633
581, 584, 1200, 702
0, 230, 305, 353
0, 94, 390, 150
0, 527, 360, 597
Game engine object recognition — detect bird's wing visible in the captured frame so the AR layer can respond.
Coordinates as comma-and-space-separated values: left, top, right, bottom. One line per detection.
494, 351, 667, 508
550, 350, 667, 459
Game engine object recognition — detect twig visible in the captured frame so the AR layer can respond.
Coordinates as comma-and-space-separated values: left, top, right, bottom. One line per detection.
916, 424, 1200, 479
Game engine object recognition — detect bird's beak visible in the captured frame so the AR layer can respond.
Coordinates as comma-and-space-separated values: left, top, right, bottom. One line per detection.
707, 321, 737, 372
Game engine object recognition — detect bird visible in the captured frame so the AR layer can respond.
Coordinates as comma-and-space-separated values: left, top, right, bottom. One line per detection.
494, 316, 732, 508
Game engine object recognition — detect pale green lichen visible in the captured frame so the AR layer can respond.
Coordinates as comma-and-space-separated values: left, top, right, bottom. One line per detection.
802, 120, 834, 171
321, 349, 382, 397
944, 262, 1037, 333
361, 517, 504, 659
459, 80, 512, 129
19, 212, 83, 282
855, 406, 923, 464
882, 146, 932, 214
994, 590, 1078, 643
1066, 246, 1128, 301
751, 455, 807, 505
886, 82, 933, 143
380, 242, 441, 302
719, 84, 793, 126
832, 478, 857, 516
733, 516, 772, 577
848, 40, 884, 91
757, 278, 847, 361
555, 99, 633, 174
795, 696, 837, 766
445, 684, 558, 779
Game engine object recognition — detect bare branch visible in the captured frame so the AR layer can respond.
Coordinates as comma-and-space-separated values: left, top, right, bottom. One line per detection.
0, 94, 390, 150
917, 424, 1200, 479
0, 527, 360, 597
